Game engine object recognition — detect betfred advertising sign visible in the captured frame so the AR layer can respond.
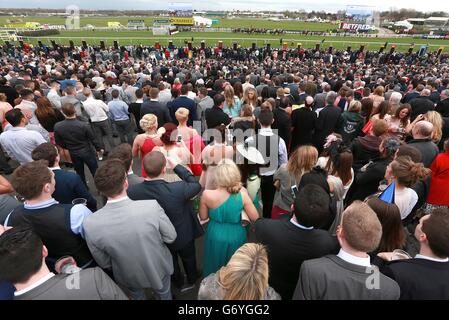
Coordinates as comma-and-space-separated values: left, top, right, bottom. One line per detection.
340, 22, 372, 31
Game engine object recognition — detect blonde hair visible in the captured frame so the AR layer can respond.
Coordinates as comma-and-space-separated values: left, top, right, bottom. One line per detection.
139, 114, 158, 133
348, 100, 361, 113
0, 93, 6, 102
214, 159, 242, 194
218, 243, 269, 300
425, 111, 443, 144
224, 85, 235, 108
287, 146, 318, 180
175, 107, 189, 123
373, 86, 385, 97
243, 88, 258, 106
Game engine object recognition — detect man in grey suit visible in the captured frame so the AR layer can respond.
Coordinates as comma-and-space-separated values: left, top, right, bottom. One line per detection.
83, 159, 177, 300
61, 86, 88, 122
0, 226, 127, 300
108, 143, 143, 186
293, 201, 400, 300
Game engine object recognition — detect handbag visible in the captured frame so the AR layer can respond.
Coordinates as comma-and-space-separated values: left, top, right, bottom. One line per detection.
241, 210, 251, 227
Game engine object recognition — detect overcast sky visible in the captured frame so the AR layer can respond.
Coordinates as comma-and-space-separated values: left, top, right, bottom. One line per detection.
0, 0, 448, 13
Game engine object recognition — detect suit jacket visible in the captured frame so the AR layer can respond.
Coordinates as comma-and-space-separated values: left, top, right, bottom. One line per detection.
272, 108, 292, 150
52, 169, 97, 211
14, 268, 128, 300
255, 216, 339, 300
436, 98, 449, 118
169, 96, 197, 126
83, 198, 177, 290
140, 100, 172, 128
291, 107, 317, 151
205, 106, 231, 130
313, 105, 341, 151
127, 165, 201, 251
409, 96, 435, 122
127, 172, 144, 186
407, 139, 439, 167
382, 258, 449, 300
293, 255, 400, 300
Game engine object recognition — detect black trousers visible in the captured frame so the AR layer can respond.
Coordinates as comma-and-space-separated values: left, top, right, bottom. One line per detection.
171, 240, 198, 286
70, 150, 98, 186
261, 174, 275, 219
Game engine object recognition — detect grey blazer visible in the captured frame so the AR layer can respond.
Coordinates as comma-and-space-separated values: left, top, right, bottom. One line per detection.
15, 268, 128, 300
83, 198, 177, 290
293, 255, 400, 300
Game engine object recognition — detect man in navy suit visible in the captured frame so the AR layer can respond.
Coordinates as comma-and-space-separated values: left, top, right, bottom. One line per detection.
128, 151, 201, 292
31, 143, 97, 211
168, 84, 197, 126
140, 87, 172, 128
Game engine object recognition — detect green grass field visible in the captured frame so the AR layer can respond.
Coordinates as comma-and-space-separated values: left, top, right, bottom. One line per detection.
1, 16, 448, 52
0, 15, 336, 30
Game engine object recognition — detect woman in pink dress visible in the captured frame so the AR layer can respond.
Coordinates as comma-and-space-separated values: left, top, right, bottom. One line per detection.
132, 114, 162, 178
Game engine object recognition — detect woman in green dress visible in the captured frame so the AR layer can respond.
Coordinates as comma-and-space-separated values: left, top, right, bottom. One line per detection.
199, 159, 259, 277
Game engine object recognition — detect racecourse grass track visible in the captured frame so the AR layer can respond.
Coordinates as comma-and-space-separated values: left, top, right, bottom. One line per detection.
0, 16, 336, 30
1, 16, 449, 51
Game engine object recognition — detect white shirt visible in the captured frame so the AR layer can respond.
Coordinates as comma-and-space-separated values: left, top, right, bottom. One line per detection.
187, 91, 197, 100
290, 217, 314, 230
0, 127, 47, 164
47, 89, 62, 109
82, 96, 109, 122
415, 254, 449, 263
107, 196, 129, 204
14, 273, 55, 296
246, 127, 288, 176
337, 249, 371, 267
395, 187, 418, 220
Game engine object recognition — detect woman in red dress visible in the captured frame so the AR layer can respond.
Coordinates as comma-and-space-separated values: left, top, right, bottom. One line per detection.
132, 114, 162, 178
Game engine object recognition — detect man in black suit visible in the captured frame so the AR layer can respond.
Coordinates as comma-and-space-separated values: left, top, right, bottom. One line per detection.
255, 185, 338, 300
436, 89, 449, 117
140, 87, 172, 128
0, 77, 18, 106
127, 151, 202, 292
31, 143, 97, 211
409, 89, 435, 122
272, 97, 292, 149
54, 103, 101, 186
313, 91, 341, 153
205, 94, 231, 130
290, 96, 317, 152
168, 85, 197, 126
379, 208, 449, 300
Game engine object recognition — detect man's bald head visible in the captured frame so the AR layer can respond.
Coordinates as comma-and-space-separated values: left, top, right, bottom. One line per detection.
413, 120, 434, 139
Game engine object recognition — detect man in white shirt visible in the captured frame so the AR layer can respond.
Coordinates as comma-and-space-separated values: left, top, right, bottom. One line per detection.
293, 201, 400, 300
158, 82, 172, 107
82, 88, 115, 155
0, 109, 46, 165
46, 80, 62, 109
15, 89, 39, 125
246, 109, 287, 219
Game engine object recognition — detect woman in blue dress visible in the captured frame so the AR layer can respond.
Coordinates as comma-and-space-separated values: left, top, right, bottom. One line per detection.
199, 159, 259, 277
